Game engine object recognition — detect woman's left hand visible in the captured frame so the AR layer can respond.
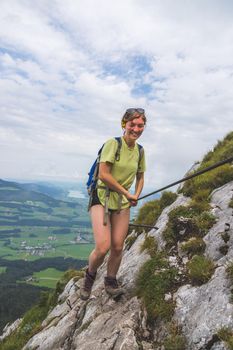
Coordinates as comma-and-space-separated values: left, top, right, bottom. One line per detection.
125, 193, 138, 206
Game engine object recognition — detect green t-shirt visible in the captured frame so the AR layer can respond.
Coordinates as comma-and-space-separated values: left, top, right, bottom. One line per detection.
97, 137, 146, 210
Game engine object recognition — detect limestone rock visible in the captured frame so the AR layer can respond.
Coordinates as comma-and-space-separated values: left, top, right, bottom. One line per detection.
204, 182, 233, 263
71, 297, 141, 350
0, 318, 22, 341
174, 181, 233, 349
174, 266, 233, 349
23, 307, 80, 350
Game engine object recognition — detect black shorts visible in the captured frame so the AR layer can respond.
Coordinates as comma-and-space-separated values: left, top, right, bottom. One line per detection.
90, 189, 101, 207
89, 189, 115, 213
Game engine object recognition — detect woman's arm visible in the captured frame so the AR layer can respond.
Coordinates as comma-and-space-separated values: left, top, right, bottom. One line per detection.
130, 172, 144, 206
134, 172, 144, 198
98, 162, 138, 202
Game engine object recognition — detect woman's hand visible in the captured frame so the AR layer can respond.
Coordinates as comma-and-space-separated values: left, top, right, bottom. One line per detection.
125, 192, 138, 206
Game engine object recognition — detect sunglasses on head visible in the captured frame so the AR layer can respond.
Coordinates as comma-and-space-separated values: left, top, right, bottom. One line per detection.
126, 108, 145, 115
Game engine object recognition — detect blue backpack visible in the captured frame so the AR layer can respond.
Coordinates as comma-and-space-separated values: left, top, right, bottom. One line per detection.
86, 137, 143, 197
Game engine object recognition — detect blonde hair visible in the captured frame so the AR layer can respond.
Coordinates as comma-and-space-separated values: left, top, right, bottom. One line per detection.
121, 109, 147, 129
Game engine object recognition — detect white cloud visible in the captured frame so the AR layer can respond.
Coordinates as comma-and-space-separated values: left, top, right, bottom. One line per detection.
0, 0, 232, 193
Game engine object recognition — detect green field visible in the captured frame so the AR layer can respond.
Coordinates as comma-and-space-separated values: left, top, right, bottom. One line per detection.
27, 268, 65, 289
0, 266, 6, 273
0, 234, 94, 261
0, 223, 94, 261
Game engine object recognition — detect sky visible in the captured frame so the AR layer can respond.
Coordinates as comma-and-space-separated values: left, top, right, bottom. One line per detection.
0, 0, 233, 193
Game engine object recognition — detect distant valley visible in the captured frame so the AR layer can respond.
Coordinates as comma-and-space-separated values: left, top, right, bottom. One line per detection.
0, 178, 94, 332
0, 178, 94, 261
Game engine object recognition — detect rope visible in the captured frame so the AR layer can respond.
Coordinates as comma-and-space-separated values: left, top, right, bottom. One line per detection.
129, 223, 159, 230
138, 156, 233, 201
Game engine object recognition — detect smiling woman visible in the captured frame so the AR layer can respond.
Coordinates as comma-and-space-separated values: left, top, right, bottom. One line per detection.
80, 108, 147, 300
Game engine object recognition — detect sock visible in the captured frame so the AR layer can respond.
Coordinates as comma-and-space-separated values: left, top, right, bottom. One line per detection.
87, 268, 97, 279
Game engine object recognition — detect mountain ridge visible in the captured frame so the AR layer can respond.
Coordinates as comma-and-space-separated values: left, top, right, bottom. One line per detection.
1, 131, 233, 350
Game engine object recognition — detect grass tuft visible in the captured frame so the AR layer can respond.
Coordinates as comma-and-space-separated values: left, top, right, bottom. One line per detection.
181, 130, 233, 198
187, 255, 215, 285
131, 191, 177, 234
135, 252, 178, 322
226, 262, 233, 283
164, 334, 186, 350
217, 327, 233, 349
140, 235, 158, 257
180, 237, 206, 256
125, 234, 138, 250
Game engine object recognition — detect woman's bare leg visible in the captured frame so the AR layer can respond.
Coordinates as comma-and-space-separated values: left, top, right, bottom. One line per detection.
88, 205, 111, 273
106, 208, 130, 277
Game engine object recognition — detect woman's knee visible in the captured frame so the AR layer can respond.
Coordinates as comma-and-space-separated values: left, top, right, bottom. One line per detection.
110, 245, 123, 256
94, 246, 109, 259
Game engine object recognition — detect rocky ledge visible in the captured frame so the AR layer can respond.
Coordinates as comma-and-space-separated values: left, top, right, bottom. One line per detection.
2, 181, 233, 350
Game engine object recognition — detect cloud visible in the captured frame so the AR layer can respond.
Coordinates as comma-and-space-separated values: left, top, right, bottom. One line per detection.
0, 0, 233, 192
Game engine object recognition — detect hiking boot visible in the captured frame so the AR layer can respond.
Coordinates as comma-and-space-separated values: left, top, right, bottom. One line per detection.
80, 269, 96, 300
104, 276, 125, 298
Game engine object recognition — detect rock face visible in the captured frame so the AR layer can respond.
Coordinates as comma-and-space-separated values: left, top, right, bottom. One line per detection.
174, 181, 233, 350
4, 181, 233, 350
0, 318, 22, 341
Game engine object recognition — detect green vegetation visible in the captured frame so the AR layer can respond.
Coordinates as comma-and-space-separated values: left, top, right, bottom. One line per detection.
28, 268, 65, 289
140, 235, 158, 257
153, 322, 186, 349
181, 131, 233, 197
226, 263, 233, 285
0, 257, 87, 333
162, 203, 216, 249
229, 199, 233, 209
180, 237, 206, 256
196, 211, 216, 233
164, 334, 186, 350
187, 255, 215, 285
225, 262, 233, 304
0, 269, 83, 350
221, 232, 230, 243
133, 131, 233, 343
135, 252, 178, 322
217, 327, 233, 349
0, 266, 6, 273
125, 234, 138, 250
132, 191, 177, 233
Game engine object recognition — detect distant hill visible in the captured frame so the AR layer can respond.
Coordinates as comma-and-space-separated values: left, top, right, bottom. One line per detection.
19, 182, 64, 200
0, 179, 77, 207
0, 179, 88, 228
0, 178, 92, 260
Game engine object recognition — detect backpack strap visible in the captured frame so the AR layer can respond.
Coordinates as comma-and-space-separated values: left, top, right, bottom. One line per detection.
137, 143, 144, 171
114, 137, 122, 161
102, 137, 122, 224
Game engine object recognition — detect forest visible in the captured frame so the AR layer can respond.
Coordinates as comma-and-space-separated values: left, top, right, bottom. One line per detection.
0, 256, 87, 332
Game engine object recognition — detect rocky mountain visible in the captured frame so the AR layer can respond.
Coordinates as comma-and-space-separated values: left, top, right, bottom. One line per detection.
1, 132, 233, 349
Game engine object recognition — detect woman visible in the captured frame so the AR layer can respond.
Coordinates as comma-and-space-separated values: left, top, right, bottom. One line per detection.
80, 108, 146, 300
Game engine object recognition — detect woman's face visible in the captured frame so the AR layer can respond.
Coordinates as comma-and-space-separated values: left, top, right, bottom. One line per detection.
124, 116, 145, 141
